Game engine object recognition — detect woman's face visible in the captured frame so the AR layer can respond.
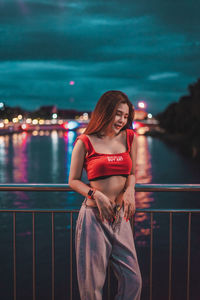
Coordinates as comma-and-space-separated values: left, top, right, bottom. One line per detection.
111, 102, 129, 134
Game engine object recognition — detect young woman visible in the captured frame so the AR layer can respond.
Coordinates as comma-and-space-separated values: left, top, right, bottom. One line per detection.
69, 90, 142, 300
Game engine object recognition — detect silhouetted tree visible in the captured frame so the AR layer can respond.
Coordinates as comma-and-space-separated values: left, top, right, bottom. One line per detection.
157, 78, 200, 136
156, 78, 200, 159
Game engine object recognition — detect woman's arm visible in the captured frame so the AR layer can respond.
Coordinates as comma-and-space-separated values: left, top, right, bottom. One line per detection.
123, 134, 137, 221
69, 139, 115, 221
68, 139, 91, 196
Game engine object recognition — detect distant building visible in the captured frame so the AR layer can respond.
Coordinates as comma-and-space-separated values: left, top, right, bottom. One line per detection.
29, 105, 57, 119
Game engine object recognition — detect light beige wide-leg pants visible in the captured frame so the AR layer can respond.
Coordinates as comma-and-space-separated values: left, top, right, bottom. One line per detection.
75, 200, 142, 300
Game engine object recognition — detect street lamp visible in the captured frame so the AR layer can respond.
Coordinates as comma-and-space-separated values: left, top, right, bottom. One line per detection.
52, 113, 57, 119
0, 102, 5, 110
137, 101, 146, 109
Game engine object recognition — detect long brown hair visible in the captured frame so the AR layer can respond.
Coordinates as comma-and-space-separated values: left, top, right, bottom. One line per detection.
84, 90, 134, 136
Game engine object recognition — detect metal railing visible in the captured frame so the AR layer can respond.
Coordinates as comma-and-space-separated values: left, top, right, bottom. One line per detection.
0, 183, 200, 300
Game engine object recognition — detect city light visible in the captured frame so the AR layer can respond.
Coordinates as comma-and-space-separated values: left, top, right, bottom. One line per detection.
68, 121, 79, 130
26, 118, 32, 124
62, 121, 79, 130
138, 101, 146, 109
0, 112, 153, 136
52, 113, 57, 119
63, 122, 68, 130
21, 124, 27, 130
132, 121, 144, 130
69, 81, 75, 85
83, 112, 89, 120
32, 119, 38, 125
0, 102, 4, 109
32, 131, 38, 136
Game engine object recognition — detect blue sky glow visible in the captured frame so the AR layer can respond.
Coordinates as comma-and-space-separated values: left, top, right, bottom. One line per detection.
0, 0, 200, 114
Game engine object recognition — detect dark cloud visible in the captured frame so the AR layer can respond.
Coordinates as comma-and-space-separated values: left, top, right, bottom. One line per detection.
0, 0, 199, 113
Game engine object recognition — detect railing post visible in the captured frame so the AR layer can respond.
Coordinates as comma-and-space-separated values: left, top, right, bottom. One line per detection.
70, 212, 73, 300
187, 212, 191, 300
32, 212, 36, 300
13, 212, 16, 300
150, 212, 153, 300
169, 212, 173, 300
51, 212, 55, 300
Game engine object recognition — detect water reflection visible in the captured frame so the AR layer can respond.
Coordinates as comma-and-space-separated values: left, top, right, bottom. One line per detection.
0, 136, 7, 182
51, 130, 59, 180
12, 132, 28, 182
64, 131, 76, 180
135, 135, 154, 245
12, 133, 29, 207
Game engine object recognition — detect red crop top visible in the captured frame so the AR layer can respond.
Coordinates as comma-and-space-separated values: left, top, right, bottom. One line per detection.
74, 128, 134, 181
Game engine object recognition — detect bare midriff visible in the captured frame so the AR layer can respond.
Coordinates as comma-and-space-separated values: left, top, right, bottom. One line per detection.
85, 175, 127, 207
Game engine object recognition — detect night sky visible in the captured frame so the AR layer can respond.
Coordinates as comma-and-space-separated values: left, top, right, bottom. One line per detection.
0, 0, 200, 114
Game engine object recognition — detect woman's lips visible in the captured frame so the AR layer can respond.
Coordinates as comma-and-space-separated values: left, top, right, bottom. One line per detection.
114, 124, 122, 130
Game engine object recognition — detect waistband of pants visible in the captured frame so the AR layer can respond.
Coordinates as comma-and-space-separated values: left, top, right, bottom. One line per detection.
83, 197, 123, 212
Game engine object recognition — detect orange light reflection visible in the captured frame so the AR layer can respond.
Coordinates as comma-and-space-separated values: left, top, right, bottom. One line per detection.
134, 135, 154, 245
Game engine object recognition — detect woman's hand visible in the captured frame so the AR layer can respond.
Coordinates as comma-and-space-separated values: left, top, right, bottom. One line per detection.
93, 190, 115, 222
121, 186, 136, 221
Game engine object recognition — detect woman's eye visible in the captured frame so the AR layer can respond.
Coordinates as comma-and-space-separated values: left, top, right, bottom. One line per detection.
116, 113, 128, 119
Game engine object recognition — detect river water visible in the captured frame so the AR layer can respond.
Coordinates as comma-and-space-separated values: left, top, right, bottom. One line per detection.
0, 129, 199, 300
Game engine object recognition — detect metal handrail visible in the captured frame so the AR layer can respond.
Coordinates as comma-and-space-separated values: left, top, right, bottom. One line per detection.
0, 183, 200, 191
0, 208, 200, 212
0, 184, 200, 300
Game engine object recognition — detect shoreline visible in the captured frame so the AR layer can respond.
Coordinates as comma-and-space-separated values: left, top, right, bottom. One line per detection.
145, 127, 200, 161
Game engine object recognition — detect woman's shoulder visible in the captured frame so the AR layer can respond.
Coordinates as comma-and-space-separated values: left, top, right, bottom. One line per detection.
74, 134, 89, 149
74, 133, 94, 153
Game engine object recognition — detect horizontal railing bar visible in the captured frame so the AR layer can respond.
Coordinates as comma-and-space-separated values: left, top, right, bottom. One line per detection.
0, 209, 200, 213
0, 209, 80, 213
137, 209, 200, 213
0, 183, 72, 191
135, 184, 200, 192
0, 183, 200, 192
